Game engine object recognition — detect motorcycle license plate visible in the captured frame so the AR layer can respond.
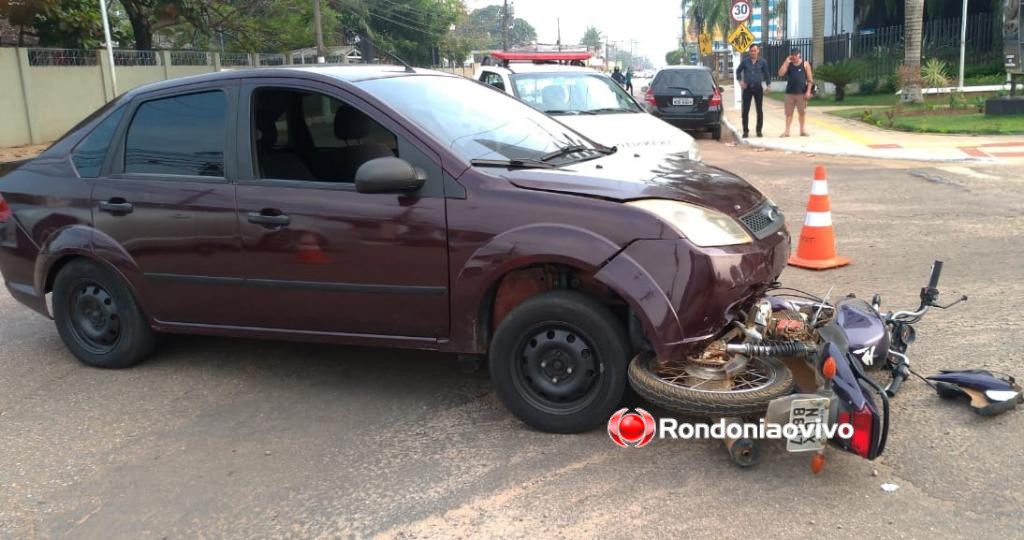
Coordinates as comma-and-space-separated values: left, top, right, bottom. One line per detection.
672, 97, 693, 106
786, 398, 829, 452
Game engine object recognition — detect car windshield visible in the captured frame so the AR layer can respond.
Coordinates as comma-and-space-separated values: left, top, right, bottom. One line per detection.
358, 75, 600, 164
653, 70, 715, 94
509, 72, 642, 115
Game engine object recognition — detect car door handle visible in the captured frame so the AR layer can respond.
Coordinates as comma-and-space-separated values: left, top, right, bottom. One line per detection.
99, 199, 133, 215
247, 211, 290, 226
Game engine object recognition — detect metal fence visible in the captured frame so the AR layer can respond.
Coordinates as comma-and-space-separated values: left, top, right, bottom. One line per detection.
761, 12, 999, 82
170, 50, 212, 66
27, 48, 98, 66
220, 52, 252, 67
112, 49, 160, 66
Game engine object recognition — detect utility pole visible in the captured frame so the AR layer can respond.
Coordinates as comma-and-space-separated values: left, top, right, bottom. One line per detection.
557, 18, 562, 51
98, 0, 117, 96
502, 0, 510, 51
313, 0, 325, 63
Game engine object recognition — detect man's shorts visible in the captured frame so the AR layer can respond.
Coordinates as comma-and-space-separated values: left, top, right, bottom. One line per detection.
785, 93, 808, 115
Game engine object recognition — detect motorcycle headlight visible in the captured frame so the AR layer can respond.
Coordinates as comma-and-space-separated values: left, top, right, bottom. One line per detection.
627, 199, 752, 247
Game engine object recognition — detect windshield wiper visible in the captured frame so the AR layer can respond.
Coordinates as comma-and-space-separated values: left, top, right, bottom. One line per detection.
581, 107, 638, 114
540, 144, 591, 162
470, 158, 556, 169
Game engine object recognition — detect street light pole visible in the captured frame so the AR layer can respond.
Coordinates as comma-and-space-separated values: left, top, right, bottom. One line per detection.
958, 0, 968, 89
313, 0, 325, 63
98, 0, 117, 96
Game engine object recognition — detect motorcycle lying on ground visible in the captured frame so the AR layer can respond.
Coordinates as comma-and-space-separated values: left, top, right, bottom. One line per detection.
628, 261, 970, 470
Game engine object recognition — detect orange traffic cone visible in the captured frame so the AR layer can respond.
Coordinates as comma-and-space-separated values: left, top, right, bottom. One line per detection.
788, 166, 851, 270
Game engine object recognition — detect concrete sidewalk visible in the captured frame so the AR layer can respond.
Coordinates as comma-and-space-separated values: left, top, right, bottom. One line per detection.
720, 86, 1024, 163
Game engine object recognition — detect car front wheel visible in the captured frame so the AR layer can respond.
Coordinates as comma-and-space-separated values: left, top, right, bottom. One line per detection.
53, 259, 156, 369
489, 290, 630, 433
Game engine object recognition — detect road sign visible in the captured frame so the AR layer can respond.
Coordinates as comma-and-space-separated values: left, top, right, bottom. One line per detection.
731, 0, 752, 24
698, 32, 713, 56
727, 23, 755, 53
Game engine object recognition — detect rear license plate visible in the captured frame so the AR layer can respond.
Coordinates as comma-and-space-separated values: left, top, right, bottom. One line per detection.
672, 97, 694, 106
786, 398, 829, 452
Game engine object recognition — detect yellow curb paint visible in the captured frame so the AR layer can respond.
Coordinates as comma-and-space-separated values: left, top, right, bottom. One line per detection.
804, 115, 875, 146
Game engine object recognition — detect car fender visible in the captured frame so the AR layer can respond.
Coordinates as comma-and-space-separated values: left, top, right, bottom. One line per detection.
450, 224, 681, 357
34, 225, 149, 321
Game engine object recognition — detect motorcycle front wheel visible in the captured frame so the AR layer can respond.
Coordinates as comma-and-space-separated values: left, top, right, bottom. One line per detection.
628, 352, 794, 417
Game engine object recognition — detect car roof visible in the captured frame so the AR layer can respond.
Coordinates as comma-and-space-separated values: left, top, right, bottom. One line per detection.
119, 64, 449, 100
657, 65, 712, 72
482, 64, 601, 75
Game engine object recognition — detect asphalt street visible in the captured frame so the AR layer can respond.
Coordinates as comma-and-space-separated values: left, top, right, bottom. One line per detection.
2, 135, 1022, 538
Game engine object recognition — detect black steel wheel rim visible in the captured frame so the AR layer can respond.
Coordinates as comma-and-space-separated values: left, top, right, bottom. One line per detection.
67, 279, 122, 354
511, 323, 602, 414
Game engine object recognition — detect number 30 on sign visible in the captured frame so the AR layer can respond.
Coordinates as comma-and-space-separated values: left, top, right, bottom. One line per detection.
731, 0, 751, 23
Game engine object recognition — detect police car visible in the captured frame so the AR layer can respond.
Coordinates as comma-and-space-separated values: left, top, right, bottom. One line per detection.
475, 52, 700, 161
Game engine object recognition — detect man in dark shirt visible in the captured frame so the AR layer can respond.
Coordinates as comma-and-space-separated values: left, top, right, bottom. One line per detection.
735, 44, 771, 138
611, 67, 625, 86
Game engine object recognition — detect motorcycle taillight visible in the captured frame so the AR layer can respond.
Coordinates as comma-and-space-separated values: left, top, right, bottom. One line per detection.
837, 405, 875, 458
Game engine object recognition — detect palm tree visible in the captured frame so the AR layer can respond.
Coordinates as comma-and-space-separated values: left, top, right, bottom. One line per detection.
812, 0, 824, 66
687, 0, 731, 40
770, 0, 787, 40
901, 0, 924, 103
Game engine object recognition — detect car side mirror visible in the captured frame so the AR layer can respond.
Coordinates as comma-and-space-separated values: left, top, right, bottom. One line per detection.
641, 85, 649, 93
355, 157, 426, 194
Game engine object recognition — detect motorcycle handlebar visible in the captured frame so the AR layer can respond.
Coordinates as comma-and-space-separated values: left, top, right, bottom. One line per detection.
927, 260, 943, 289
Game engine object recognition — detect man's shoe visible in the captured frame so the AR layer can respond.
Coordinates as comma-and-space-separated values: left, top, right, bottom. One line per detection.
757, 132, 763, 137
743, 132, 749, 138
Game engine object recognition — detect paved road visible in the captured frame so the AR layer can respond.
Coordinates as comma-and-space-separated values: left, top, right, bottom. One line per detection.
2, 140, 1022, 538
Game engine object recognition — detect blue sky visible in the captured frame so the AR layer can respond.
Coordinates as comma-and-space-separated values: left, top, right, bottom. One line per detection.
464, 0, 685, 66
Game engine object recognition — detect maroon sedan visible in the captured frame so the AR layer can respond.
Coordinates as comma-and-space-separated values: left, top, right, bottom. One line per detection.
0, 66, 788, 433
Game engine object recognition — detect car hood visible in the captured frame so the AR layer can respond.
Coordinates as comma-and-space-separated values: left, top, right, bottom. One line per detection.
504, 151, 765, 216
556, 112, 698, 158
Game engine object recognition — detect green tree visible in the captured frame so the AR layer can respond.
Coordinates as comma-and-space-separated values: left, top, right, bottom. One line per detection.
0, 0, 128, 48
580, 25, 602, 51
457, 4, 536, 50
666, 48, 687, 66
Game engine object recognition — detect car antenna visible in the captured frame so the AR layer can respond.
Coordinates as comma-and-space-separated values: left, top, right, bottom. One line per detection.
349, 31, 415, 73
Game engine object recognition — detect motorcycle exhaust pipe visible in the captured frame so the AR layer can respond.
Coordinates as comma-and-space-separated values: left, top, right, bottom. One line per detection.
725, 341, 814, 358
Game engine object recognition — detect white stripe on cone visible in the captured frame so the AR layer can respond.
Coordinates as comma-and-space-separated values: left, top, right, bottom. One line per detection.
810, 180, 828, 195
804, 211, 833, 227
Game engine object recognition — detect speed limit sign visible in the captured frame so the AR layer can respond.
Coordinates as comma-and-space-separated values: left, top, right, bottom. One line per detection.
731, 0, 752, 23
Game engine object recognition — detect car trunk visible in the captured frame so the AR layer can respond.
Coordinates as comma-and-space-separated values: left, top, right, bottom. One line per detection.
652, 71, 715, 114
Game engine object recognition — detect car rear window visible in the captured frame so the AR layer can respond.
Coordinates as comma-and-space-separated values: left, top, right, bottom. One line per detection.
653, 70, 714, 94
124, 91, 227, 177
71, 105, 126, 178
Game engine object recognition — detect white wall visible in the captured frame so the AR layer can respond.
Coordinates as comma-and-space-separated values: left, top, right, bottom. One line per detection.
788, 0, 856, 39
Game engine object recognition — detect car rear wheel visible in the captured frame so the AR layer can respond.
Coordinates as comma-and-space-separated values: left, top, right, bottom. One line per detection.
53, 259, 155, 369
489, 290, 629, 433
711, 125, 722, 140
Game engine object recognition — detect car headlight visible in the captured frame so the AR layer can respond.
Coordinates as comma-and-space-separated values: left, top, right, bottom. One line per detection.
688, 142, 702, 161
627, 199, 752, 247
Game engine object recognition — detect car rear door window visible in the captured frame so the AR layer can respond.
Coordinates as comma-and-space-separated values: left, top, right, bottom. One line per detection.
72, 105, 126, 178
654, 71, 714, 94
124, 91, 227, 177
